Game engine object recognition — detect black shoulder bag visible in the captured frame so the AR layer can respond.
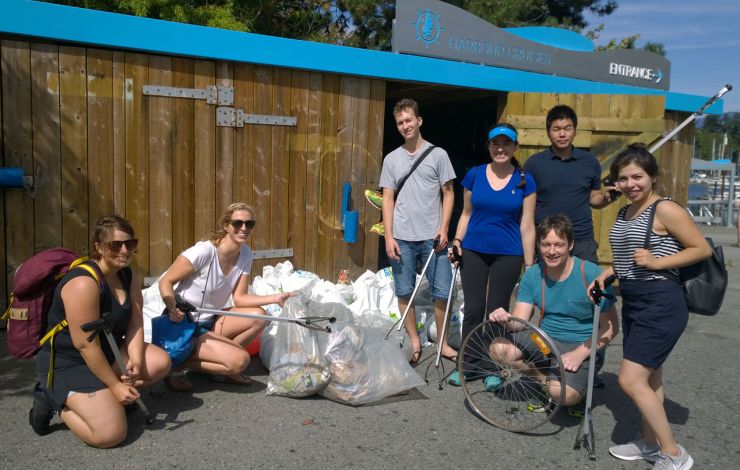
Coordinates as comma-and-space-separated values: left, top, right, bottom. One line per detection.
643, 198, 728, 315
393, 145, 436, 202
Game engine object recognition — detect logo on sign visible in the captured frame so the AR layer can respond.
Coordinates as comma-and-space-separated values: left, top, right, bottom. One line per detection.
414, 8, 442, 48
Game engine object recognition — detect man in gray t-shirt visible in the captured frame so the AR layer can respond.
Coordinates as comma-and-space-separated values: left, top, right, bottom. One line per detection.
379, 98, 456, 364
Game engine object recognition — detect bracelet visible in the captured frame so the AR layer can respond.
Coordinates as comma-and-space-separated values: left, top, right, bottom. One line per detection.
453, 238, 463, 244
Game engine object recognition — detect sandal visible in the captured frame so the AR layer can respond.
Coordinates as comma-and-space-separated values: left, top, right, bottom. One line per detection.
441, 353, 458, 363
212, 373, 253, 386
165, 371, 194, 392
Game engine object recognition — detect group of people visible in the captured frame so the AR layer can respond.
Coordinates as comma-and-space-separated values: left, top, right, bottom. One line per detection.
29, 205, 288, 447
380, 99, 708, 469
27, 97, 709, 469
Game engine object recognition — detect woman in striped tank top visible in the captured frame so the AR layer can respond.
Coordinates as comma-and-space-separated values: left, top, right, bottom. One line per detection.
592, 144, 710, 469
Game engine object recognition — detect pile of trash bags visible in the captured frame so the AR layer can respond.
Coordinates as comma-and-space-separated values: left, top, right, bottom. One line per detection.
252, 261, 464, 406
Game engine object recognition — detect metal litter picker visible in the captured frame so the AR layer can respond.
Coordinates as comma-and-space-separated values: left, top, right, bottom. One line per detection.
386, 235, 440, 344
82, 313, 155, 425
425, 245, 462, 388
176, 300, 337, 333
574, 274, 616, 460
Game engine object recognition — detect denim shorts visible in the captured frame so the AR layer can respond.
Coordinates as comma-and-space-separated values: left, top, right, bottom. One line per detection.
390, 238, 452, 301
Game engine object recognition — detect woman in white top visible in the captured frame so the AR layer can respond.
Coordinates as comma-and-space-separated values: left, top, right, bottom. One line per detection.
160, 203, 291, 391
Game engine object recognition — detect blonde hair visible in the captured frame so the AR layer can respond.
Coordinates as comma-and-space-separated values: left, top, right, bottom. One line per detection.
204, 202, 255, 243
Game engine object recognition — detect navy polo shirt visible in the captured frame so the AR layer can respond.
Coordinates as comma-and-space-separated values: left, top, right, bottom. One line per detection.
523, 147, 601, 241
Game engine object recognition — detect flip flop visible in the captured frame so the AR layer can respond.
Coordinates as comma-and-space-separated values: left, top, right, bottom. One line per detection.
441, 353, 458, 363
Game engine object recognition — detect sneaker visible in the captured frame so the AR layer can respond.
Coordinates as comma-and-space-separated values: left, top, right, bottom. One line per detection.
593, 373, 605, 388
609, 437, 661, 462
568, 400, 586, 418
483, 375, 503, 392
29, 383, 54, 436
369, 222, 385, 236
652, 445, 693, 469
526, 384, 553, 413
447, 370, 475, 386
364, 189, 383, 210
447, 371, 463, 387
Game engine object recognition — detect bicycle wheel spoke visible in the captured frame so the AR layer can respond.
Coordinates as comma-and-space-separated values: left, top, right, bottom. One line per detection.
460, 319, 565, 432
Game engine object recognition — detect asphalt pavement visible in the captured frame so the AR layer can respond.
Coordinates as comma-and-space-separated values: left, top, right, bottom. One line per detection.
1, 225, 738, 469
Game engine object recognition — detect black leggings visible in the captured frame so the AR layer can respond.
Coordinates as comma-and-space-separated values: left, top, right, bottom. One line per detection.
460, 249, 523, 366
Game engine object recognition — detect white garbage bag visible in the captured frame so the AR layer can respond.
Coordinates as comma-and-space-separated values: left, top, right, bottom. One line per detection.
320, 323, 425, 406
266, 297, 330, 397
142, 274, 166, 343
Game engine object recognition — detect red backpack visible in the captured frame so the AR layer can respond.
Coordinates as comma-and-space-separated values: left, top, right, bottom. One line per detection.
2, 248, 100, 359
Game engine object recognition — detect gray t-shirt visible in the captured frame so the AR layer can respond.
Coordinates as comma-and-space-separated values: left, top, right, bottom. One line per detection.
379, 142, 456, 241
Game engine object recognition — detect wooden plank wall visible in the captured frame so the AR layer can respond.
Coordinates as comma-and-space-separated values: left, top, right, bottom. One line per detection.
499, 92, 680, 265
0, 38, 385, 307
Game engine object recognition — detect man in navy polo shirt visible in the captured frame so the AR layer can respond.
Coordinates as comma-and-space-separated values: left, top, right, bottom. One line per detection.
524, 105, 617, 384
523, 105, 616, 264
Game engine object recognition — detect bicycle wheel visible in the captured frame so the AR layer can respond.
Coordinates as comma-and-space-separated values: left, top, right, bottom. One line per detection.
459, 318, 566, 432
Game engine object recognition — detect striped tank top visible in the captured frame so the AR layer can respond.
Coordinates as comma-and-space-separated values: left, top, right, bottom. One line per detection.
609, 197, 683, 281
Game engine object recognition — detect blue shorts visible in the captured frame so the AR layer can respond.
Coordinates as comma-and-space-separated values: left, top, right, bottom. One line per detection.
620, 279, 688, 369
390, 238, 452, 301
194, 317, 216, 337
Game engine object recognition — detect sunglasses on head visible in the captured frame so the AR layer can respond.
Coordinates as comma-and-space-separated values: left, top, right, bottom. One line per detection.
229, 219, 256, 230
107, 238, 139, 251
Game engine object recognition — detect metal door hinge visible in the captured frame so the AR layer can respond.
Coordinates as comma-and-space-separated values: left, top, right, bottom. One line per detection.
143, 85, 234, 106
216, 107, 297, 128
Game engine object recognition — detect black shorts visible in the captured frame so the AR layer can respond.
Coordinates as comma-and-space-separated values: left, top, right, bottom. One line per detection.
620, 279, 688, 369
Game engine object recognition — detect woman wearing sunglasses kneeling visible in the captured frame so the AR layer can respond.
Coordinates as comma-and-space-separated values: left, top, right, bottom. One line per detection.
158, 203, 292, 391
31, 216, 171, 447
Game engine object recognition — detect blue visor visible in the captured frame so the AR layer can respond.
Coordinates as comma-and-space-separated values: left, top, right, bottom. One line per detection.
488, 126, 518, 142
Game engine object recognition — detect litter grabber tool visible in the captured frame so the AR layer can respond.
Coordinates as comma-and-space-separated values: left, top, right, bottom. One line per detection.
574, 274, 617, 460
649, 84, 732, 153
176, 300, 336, 333
81, 313, 155, 425
386, 234, 441, 341
425, 244, 462, 389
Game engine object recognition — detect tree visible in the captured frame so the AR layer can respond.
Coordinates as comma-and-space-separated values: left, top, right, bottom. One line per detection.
43, 1, 624, 50
695, 113, 740, 161
43, 1, 349, 42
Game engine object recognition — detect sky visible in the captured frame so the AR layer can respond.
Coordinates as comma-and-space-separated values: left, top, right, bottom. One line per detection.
582, 0, 740, 113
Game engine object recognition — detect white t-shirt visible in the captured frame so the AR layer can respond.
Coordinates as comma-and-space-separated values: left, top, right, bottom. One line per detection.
175, 240, 253, 323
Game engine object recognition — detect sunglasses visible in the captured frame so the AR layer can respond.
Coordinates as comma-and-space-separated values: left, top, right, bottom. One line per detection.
107, 238, 139, 251
229, 219, 256, 230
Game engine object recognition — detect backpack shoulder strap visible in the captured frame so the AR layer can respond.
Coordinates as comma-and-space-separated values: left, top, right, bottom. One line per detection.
39, 259, 103, 348
642, 197, 674, 249
580, 259, 588, 290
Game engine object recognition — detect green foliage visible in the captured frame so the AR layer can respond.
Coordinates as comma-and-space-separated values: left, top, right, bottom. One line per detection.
695, 113, 740, 162
41, 0, 626, 51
